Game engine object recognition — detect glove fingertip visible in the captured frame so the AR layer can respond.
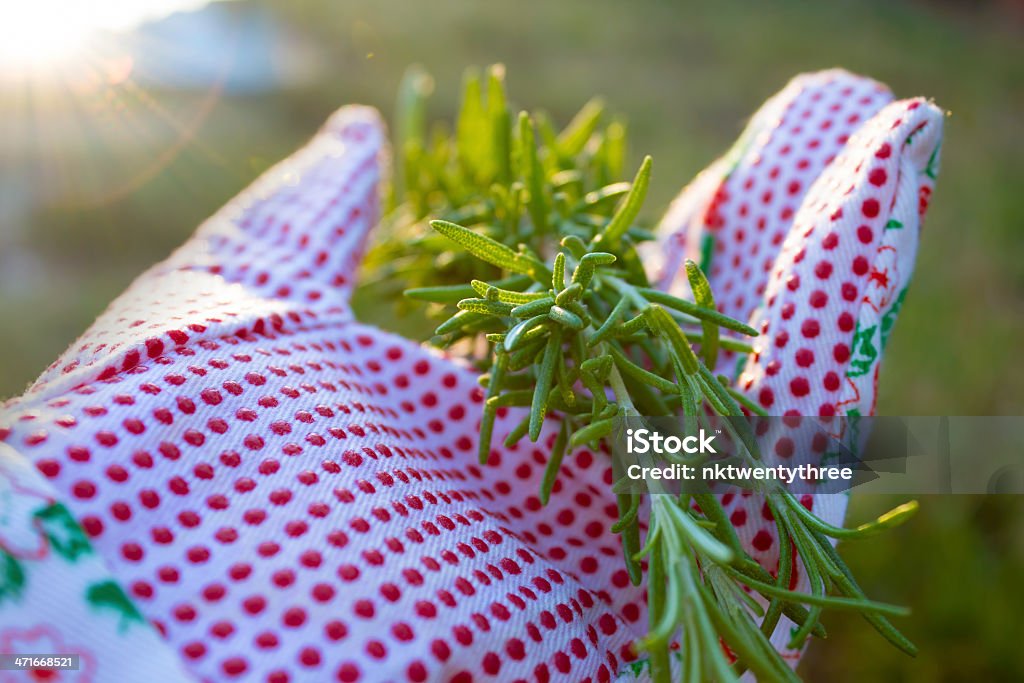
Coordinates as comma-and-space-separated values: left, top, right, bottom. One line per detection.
654, 69, 895, 318
739, 96, 944, 419
320, 104, 387, 149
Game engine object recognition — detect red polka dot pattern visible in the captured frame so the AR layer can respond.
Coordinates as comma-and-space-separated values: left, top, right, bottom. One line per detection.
1, 74, 944, 680
657, 69, 894, 351
656, 71, 943, 659
742, 97, 943, 421
1, 106, 640, 682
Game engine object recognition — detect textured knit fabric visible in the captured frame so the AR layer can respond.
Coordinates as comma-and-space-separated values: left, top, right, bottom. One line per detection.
654, 69, 943, 664
0, 72, 942, 683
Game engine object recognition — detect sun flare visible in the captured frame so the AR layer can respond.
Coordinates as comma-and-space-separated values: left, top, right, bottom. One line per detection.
0, 5, 89, 70
0, 0, 216, 74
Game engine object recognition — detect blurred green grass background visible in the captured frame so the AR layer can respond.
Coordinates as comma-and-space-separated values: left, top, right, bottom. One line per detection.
1, 0, 1022, 679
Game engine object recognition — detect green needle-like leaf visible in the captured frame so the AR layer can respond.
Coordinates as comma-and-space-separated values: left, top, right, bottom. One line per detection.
529, 329, 561, 440
552, 251, 566, 291
560, 234, 588, 259
457, 69, 489, 179
686, 259, 719, 369
571, 252, 616, 289
609, 346, 678, 393
479, 352, 508, 465
617, 492, 643, 586
511, 298, 555, 319
724, 567, 911, 617
788, 497, 919, 540
612, 493, 641, 533
580, 182, 631, 211
569, 417, 614, 447
649, 305, 699, 375
639, 288, 758, 336
504, 414, 531, 448
504, 314, 550, 351
518, 111, 550, 236
597, 155, 652, 246
588, 296, 630, 346
392, 64, 433, 209
554, 282, 584, 306
548, 305, 584, 329
435, 310, 488, 336
405, 283, 478, 303
430, 220, 548, 279
726, 385, 770, 417
602, 118, 627, 181
540, 420, 570, 504
457, 298, 515, 316
470, 279, 547, 303
487, 65, 512, 183
557, 97, 604, 157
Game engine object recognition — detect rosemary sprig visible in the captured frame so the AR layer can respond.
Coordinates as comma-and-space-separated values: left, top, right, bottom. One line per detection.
366, 64, 919, 682
360, 64, 631, 340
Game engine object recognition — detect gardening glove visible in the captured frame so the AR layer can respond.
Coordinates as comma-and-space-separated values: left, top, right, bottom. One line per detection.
0, 106, 643, 683
0, 69, 942, 683
655, 68, 943, 664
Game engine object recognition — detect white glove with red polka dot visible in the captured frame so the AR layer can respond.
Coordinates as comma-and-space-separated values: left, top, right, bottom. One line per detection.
0, 69, 942, 683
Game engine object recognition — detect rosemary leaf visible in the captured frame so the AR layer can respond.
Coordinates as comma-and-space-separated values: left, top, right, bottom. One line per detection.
640, 287, 758, 336
686, 259, 720, 369
557, 97, 604, 158
597, 154, 652, 246
529, 328, 562, 440
540, 420, 570, 504
518, 111, 550, 236
430, 219, 548, 280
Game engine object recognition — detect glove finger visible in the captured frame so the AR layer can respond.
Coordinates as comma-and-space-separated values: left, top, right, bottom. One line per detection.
20, 106, 385, 402
654, 70, 893, 373
175, 105, 386, 307
655, 80, 942, 667
729, 98, 944, 665
650, 70, 894, 603
721, 96, 943, 590
717, 101, 943, 666
740, 97, 943, 420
